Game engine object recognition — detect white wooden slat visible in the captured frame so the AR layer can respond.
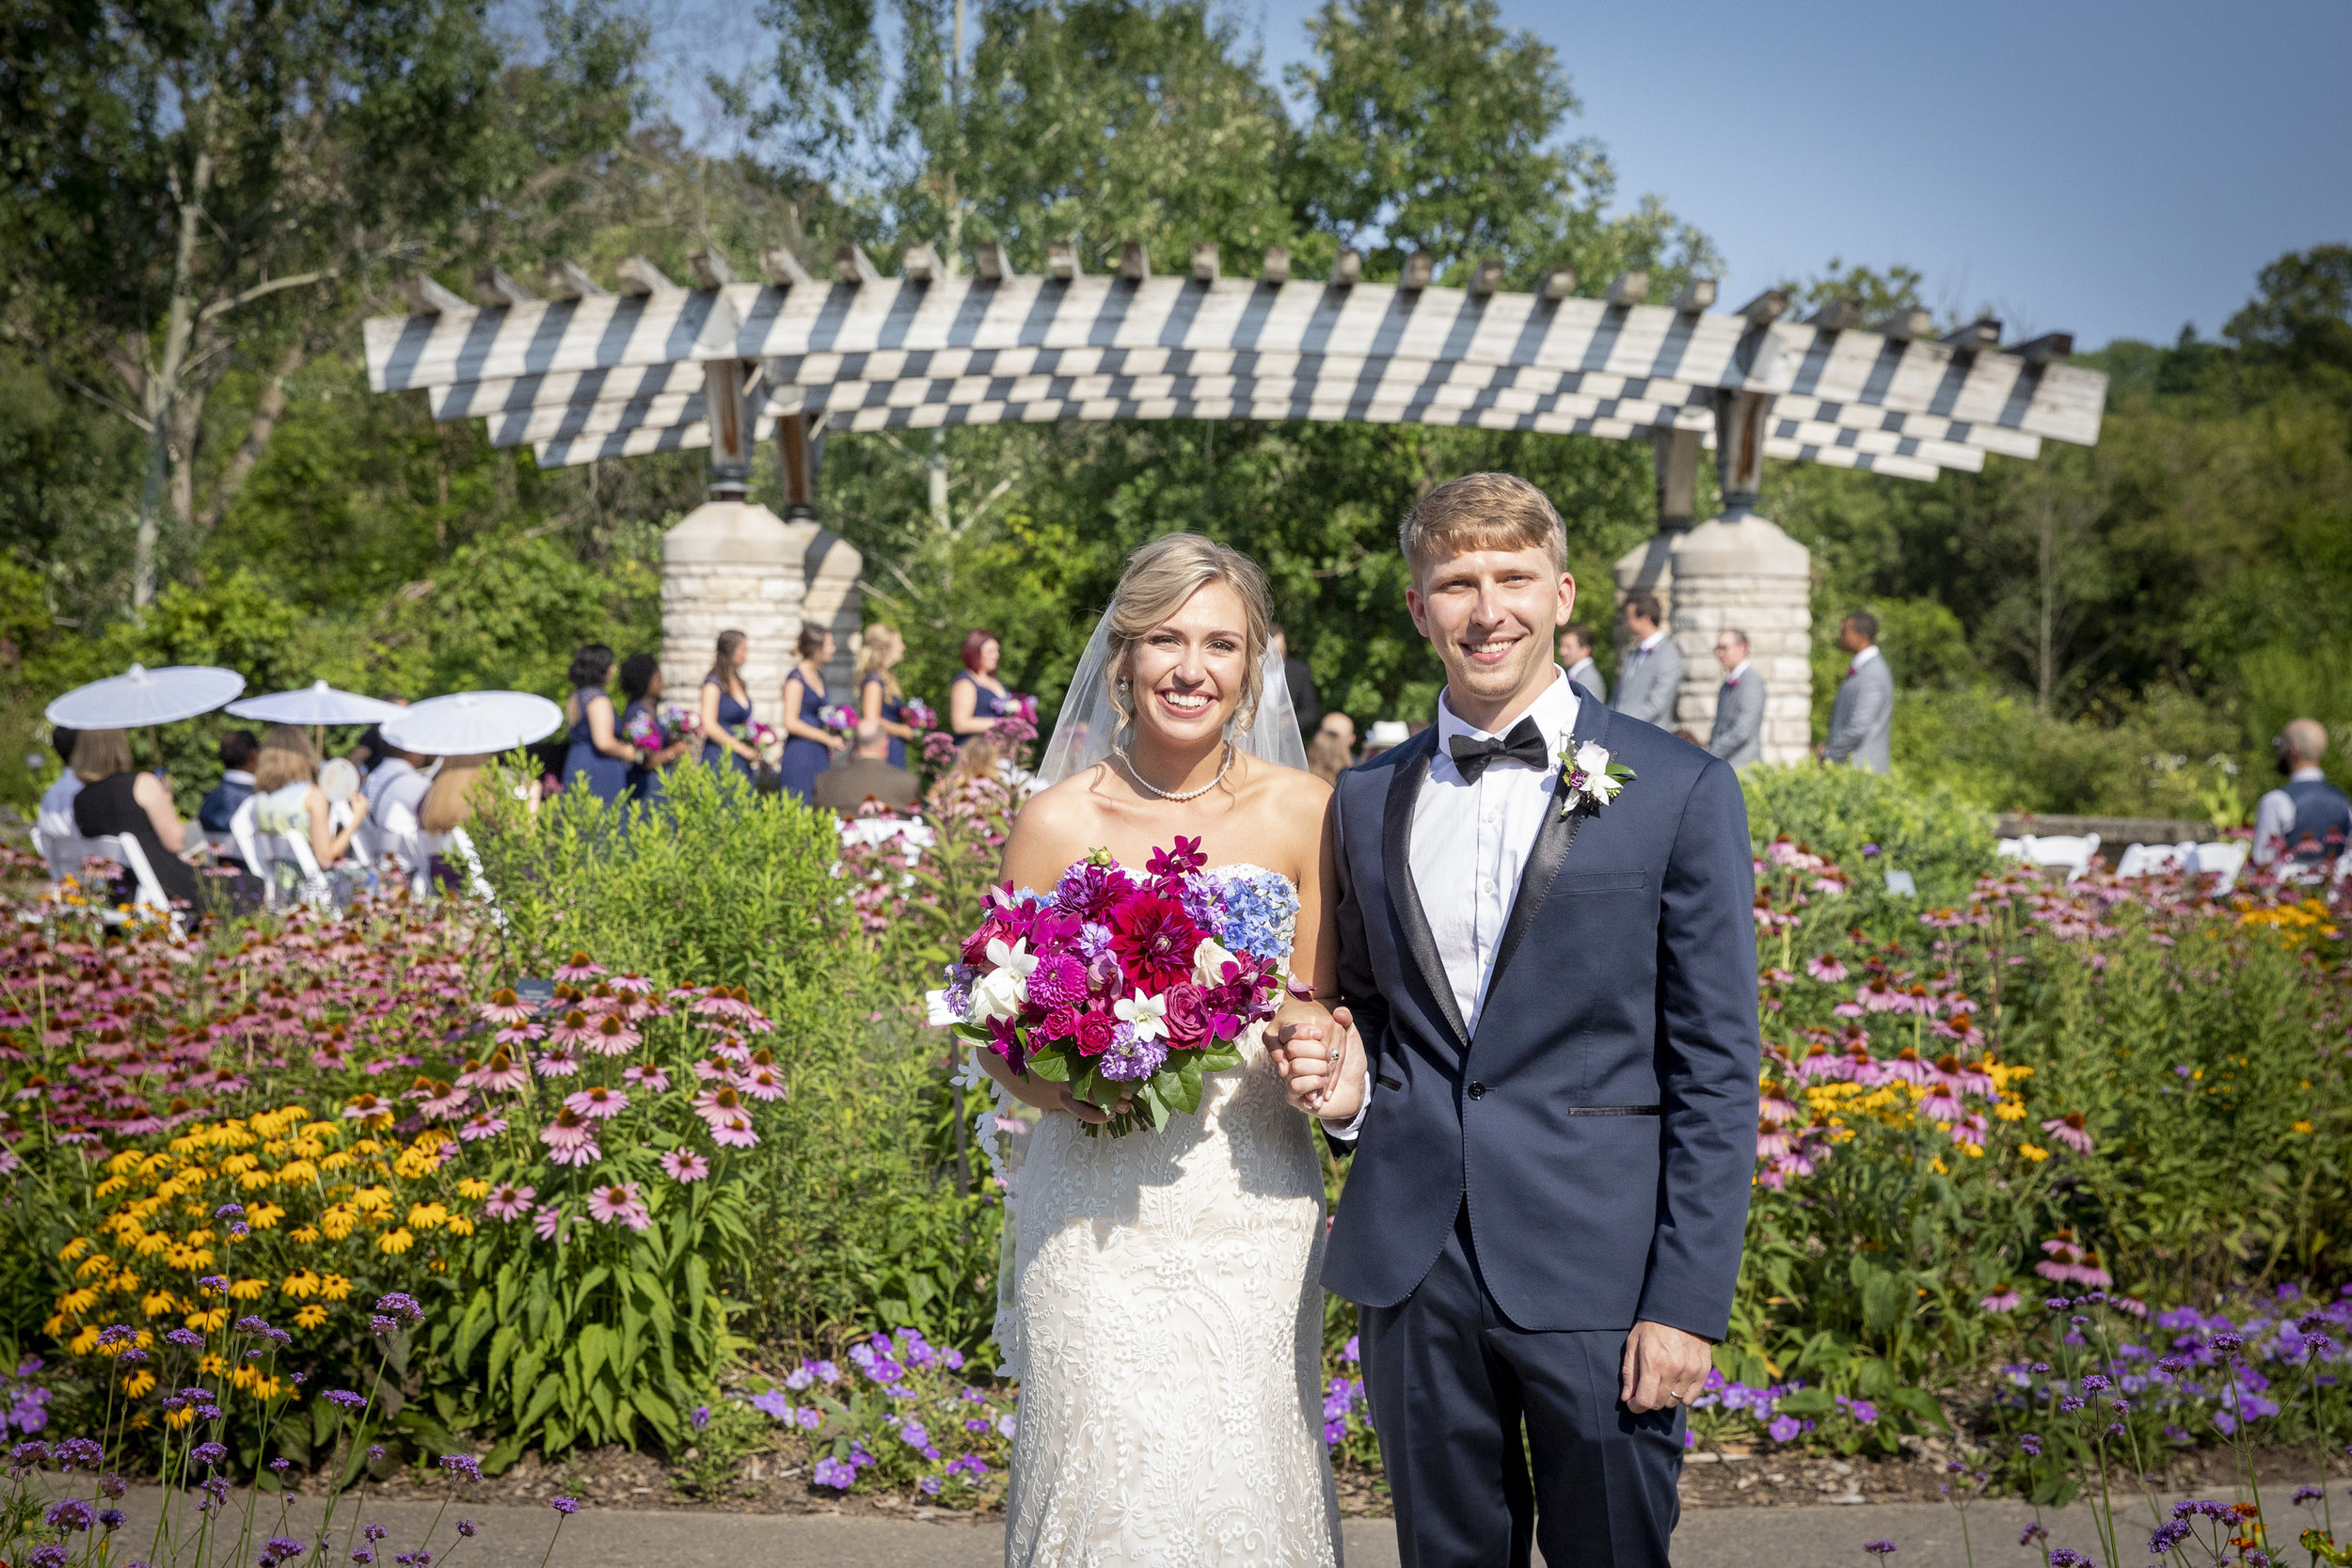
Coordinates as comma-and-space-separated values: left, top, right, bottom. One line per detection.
365, 275, 2103, 443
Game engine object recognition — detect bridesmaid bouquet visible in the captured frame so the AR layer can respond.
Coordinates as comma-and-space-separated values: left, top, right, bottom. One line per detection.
1007, 693, 1040, 724
928, 837, 1295, 1136
900, 698, 937, 732
818, 703, 860, 736
623, 704, 698, 753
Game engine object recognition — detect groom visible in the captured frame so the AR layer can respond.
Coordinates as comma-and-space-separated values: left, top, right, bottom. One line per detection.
1279, 473, 1759, 1567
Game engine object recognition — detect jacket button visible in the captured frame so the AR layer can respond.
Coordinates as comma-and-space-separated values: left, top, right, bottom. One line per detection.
1467, 1082, 1486, 1100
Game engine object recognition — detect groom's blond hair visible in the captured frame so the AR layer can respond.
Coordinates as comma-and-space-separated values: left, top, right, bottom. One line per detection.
1398, 473, 1568, 583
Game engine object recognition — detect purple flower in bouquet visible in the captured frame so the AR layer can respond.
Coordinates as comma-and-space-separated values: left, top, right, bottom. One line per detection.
1100, 1023, 1168, 1083
818, 703, 859, 736
900, 699, 936, 732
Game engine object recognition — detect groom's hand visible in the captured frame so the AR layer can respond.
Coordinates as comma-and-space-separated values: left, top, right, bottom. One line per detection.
1620, 1320, 1714, 1414
1274, 1006, 1365, 1122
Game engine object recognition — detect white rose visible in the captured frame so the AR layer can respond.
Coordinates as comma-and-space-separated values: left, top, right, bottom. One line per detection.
925, 989, 961, 1027
1191, 937, 1239, 987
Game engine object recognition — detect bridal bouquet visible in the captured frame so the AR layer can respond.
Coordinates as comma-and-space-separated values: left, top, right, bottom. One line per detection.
930, 837, 1295, 1136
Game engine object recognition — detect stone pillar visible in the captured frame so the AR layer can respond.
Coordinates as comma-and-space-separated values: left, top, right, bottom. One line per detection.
1664, 515, 1813, 765
660, 503, 864, 711
1658, 388, 1814, 765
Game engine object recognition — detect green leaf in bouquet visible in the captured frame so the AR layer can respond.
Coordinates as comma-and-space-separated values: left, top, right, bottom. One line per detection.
1026, 1045, 1072, 1082
1195, 1046, 1243, 1073
1139, 1078, 1171, 1132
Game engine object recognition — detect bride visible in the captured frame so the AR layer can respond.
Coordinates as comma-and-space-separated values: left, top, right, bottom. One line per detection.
974, 532, 1348, 1566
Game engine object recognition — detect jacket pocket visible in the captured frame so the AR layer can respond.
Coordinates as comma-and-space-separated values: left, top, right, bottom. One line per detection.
1553, 871, 1648, 895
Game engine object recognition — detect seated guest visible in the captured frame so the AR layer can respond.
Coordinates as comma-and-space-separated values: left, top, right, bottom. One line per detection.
815, 718, 920, 815
360, 741, 436, 825
930, 737, 1003, 805
420, 754, 491, 837
2252, 719, 2352, 868
200, 730, 261, 832
68, 727, 201, 908
250, 727, 370, 875
36, 726, 83, 843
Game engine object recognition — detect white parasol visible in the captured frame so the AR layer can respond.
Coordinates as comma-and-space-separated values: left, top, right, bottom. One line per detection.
378, 691, 564, 756
44, 663, 246, 729
226, 680, 404, 726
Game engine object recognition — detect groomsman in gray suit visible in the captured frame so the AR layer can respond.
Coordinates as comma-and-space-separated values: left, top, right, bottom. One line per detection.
1822, 610, 1894, 773
1557, 624, 1608, 705
1706, 629, 1766, 768
1612, 592, 1682, 727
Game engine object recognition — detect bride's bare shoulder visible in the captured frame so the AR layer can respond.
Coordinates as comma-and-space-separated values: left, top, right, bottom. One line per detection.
1235, 753, 1332, 832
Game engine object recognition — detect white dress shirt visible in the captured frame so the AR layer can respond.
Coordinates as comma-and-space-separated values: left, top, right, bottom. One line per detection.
1326, 667, 1583, 1133
1636, 627, 1669, 657
1847, 644, 1881, 673
1721, 658, 1752, 685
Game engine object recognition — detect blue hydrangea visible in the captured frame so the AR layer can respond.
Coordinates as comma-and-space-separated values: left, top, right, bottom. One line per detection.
1212, 871, 1298, 963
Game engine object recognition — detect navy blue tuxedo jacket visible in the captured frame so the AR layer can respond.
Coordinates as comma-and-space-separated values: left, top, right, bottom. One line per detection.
1323, 693, 1760, 1340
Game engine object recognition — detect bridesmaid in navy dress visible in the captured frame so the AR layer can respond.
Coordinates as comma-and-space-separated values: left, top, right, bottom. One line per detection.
778, 626, 848, 801
618, 653, 695, 804
562, 644, 636, 807
855, 624, 915, 768
699, 629, 763, 778
948, 627, 1012, 744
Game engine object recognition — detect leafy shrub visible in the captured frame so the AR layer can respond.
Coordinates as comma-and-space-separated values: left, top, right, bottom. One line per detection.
466, 764, 996, 1349
1740, 760, 1997, 903
1893, 685, 2249, 820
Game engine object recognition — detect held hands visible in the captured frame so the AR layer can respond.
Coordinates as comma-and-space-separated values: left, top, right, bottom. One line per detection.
1272, 1005, 1366, 1122
1619, 1320, 1715, 1414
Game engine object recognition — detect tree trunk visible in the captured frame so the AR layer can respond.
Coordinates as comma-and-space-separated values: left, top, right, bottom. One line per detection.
204, 341, 308, 533
133, 141, 214, 611
928, 430, 951, 533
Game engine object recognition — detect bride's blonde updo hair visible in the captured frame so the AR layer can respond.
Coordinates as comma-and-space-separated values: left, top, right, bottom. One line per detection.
1104, 533, 1275, 743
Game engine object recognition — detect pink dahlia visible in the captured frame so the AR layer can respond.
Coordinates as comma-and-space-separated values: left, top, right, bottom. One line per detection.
660, 1149, 709, 1183
564, 1085, 630, 1120
585, 1181, 651, 1231
1027, 955, 1089, 1009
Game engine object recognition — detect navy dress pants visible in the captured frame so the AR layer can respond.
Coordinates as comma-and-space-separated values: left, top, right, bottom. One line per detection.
1359, 1206, 1685, 1568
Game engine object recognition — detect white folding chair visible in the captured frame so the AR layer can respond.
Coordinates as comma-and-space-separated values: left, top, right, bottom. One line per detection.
2186, 840, 2249, 892
329, 799, 373, 871
31, 823, 107, 883
229, 797, 278, 907
374, 800, 428, 895
2000, 833, 2102, 881
2114, 842, 2187, 879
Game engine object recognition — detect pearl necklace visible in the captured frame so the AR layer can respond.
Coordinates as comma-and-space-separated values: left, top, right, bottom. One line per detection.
1116, 741, 1235, 802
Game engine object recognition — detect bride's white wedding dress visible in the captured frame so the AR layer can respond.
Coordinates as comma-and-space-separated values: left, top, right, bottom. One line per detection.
993, 863, 1343, 1568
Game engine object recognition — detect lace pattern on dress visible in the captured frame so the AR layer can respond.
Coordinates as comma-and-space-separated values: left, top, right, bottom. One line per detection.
993, 865, 1341, 1567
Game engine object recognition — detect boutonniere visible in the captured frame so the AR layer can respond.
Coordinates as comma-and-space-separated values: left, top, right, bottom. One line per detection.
1556, 738, 1636, 819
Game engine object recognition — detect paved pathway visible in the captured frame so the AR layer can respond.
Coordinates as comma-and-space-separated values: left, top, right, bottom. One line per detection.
99, 1488, 2201, 1567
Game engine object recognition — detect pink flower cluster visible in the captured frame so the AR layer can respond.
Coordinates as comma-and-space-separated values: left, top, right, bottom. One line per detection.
2034, 1229, 2113, 1289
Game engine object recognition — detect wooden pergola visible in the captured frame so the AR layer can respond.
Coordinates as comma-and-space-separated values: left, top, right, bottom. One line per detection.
364, 240, 2107, 523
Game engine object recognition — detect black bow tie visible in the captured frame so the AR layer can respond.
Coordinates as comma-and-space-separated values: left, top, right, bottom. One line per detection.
1447, 717, 1550, 783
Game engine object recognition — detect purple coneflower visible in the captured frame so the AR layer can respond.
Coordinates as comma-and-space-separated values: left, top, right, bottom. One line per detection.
456, 1113, 507, 1143
1979, 1289, 2022, 1313
476, 989, 534, 1026
585, 1182, 651, 1231
564, 1085, 629, 1120
540, 1108, 602, 1165
483, 1183, 536, 1222
707, 1113, 759, 1149
736, 1066, 788, 1101
553, 952, 605, 983
534, 1048, 580, 1079
588, 1015, 640, 1055
623, 1065, 670, 1093
659, 1150, 709, 1183
693, 1085, 748, 1126
2041, 1113, 2094, 1154
547, 1009, 596, 1051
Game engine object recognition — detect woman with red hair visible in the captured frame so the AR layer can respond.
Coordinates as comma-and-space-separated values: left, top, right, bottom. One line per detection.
948, 627, 1011, 740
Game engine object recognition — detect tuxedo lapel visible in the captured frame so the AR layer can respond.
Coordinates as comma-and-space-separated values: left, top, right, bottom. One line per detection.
1483, 694, 1610, 1016
1381, 736, 1471, 1053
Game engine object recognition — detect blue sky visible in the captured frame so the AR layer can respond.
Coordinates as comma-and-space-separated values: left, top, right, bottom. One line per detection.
634, 0, 2352, 350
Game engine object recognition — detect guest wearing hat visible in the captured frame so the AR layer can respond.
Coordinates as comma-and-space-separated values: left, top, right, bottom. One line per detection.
1360, 720, 1411, 764
69, 728, 201, 908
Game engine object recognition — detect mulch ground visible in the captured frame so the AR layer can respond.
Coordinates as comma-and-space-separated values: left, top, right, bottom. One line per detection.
362, 1436, 2350, 1521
